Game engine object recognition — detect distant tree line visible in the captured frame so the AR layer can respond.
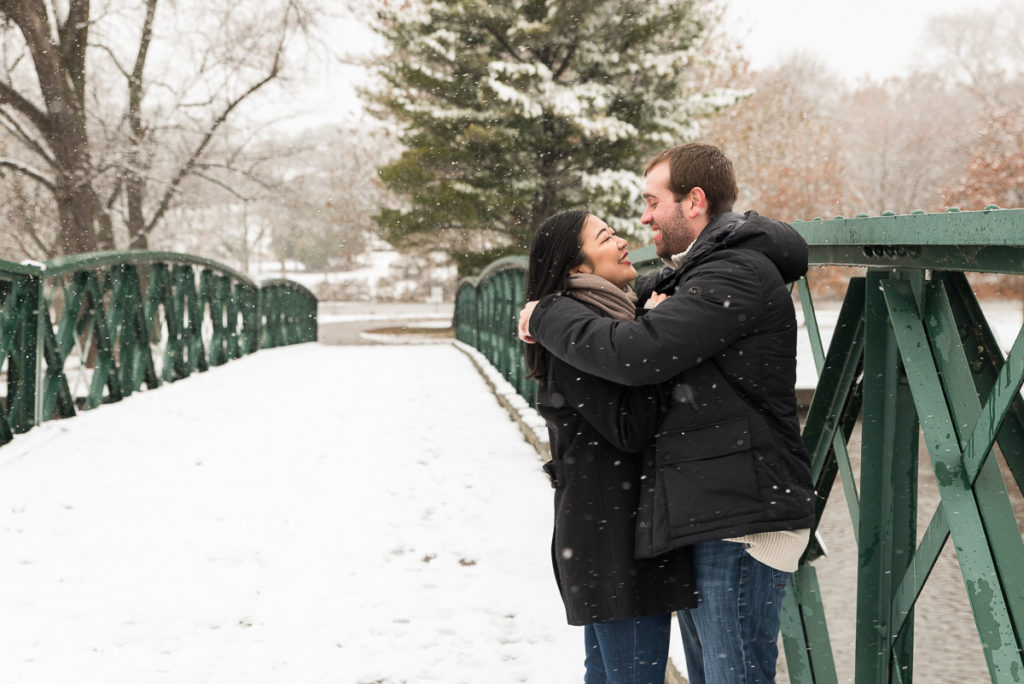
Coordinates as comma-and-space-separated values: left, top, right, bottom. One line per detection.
706, 5, 1023, 221
702, 4, 1023, 299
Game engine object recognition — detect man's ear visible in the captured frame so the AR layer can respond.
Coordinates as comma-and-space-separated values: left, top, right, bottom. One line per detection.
691, 187, 707, 211
685, 187, 708, 218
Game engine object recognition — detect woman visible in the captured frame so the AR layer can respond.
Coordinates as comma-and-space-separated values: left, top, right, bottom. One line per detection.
525, 209, 695, 684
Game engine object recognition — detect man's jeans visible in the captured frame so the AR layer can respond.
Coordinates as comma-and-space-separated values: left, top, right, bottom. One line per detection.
677, 540, 790, 684
584, 613, 672, 684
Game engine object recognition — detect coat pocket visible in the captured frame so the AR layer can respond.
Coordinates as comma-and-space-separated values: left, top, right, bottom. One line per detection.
655, 416, 763, 528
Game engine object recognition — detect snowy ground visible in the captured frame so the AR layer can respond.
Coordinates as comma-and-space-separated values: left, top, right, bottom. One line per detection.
317, 301, 454, 325
0, 343, 585, 684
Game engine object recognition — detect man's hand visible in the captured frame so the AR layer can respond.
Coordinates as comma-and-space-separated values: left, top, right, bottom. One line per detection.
518, 300, 539, 343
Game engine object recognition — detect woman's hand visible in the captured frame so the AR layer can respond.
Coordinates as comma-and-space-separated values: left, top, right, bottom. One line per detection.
518, 301, 539, 343
644, 291, 669, 309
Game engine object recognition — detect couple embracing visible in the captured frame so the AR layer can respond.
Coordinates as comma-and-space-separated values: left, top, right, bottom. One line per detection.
519, 143, 815, 684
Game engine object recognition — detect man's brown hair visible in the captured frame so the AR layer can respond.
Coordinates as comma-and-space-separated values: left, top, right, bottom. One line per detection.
645, 143, 738, 218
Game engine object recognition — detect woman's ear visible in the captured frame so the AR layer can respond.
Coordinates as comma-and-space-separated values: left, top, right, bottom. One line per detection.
569, 255, 593, 274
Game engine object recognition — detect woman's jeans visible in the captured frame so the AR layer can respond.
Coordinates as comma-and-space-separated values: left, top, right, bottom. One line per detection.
677, 540, 790, 684
583, 613, 672, 684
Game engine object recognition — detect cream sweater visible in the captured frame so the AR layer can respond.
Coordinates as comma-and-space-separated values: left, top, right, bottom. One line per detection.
723, 529, 811, 573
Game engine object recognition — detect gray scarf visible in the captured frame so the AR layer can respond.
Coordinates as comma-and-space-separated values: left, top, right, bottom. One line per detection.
566, 273, 638, 322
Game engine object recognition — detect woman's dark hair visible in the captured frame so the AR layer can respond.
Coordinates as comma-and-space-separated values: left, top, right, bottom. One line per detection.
524, 209, 589, 386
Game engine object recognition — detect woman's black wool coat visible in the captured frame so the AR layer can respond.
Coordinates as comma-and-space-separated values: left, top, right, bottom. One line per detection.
537, 332, 696, 627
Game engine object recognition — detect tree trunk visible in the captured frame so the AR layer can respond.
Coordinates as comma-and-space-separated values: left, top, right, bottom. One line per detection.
51, 130, 99, 254
126, 165, 148, 250
2, 0, 100, 255
55, 184, 99, 254
124, 0, 158, 252
93, 193, 117, 251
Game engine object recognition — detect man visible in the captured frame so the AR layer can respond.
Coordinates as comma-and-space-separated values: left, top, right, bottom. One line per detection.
518, 143, 814, 683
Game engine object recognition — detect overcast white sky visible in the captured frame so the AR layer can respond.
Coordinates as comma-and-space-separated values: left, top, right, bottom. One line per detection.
724, 0, 1006, 82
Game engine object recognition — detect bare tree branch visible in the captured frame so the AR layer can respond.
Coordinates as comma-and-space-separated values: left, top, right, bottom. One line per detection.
122, 0, 160, 245
12, 219, 55, 259
130, 0, 158, 120
194, 160, 280, 191
192, 170, 255, 201
0, 157, 56, 190
105, 175, 123, 210
134, 39, 285, 245
87, 41, 132, 79
0, 80, 52, 136
60, 0, 91, 100
0, 108, 57, 165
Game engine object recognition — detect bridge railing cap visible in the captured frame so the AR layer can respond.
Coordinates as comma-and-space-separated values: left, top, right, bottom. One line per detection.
44, 250, 258, 288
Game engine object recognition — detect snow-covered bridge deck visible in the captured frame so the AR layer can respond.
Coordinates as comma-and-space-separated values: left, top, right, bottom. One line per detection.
0, 342, 583, 683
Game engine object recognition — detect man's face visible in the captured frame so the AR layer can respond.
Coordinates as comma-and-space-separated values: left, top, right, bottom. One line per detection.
641, 162, 700, 259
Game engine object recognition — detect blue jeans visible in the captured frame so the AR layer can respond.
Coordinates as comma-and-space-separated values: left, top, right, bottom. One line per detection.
583, 614, 672, 684
677, 540, 790, 684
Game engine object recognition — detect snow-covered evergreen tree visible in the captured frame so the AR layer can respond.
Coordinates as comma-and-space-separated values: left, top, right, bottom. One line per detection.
364, 0, 737, 269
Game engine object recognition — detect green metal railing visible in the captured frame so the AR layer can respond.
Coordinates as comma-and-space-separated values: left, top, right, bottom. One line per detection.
259, 277, 319, 349
786, 208, 1024, 684
453, 207, 1024, 683
0, 251, 317, 447
455, 256, 535, 406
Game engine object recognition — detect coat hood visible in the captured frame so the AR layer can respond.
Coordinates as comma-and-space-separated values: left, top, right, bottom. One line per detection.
686, 211, 808, 284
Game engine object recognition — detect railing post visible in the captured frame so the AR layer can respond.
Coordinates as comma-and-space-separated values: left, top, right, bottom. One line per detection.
2, 268, 44, 435
856, 268, 920, 682
33, 269, 45, 430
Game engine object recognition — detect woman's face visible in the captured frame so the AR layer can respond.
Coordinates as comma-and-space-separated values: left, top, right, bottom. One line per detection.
571, 214, 636, 288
